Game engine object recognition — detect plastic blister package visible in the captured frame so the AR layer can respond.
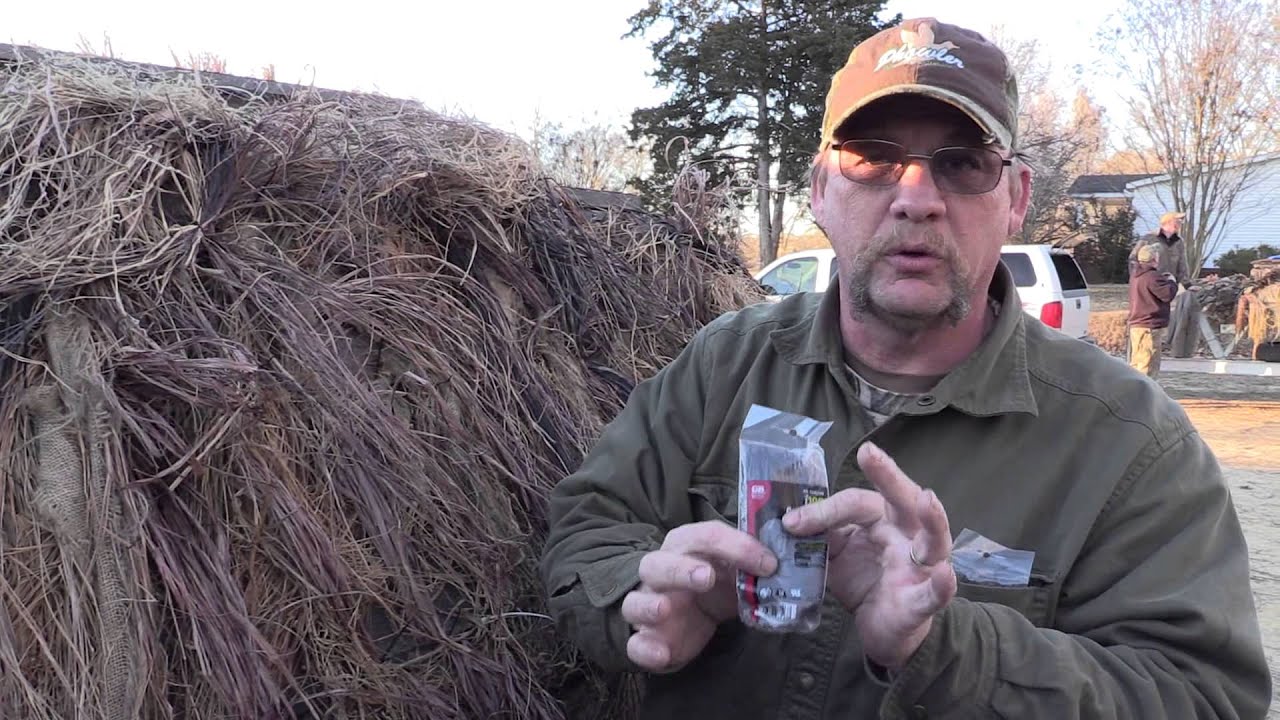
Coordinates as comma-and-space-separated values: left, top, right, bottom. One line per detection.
950, 528, 1035, 587
736, 404, 834, 633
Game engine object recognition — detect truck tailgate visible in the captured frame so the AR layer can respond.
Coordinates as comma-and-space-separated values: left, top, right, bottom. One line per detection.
1061, 289, 1091, 340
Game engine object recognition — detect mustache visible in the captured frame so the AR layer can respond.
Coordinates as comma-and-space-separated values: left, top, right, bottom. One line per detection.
865, 224, 957, 261
843, 224, 974, 330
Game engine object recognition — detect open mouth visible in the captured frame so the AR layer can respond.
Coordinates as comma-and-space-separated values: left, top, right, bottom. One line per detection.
883, 247, 944, 274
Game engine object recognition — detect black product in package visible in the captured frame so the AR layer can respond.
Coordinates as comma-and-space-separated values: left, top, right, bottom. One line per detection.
736, 404, 833, 633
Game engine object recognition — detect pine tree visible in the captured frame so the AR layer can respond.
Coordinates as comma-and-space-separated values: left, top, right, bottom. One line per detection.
627, 0, 894, 266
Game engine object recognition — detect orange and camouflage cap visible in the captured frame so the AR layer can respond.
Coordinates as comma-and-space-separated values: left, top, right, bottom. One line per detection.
820, 18, 1019, 150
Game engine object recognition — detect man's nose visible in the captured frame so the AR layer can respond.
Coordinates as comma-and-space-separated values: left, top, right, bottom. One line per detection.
890, 159, 946, 222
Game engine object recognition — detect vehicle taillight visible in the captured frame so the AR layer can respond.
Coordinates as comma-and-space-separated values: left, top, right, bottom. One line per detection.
1040, 301, 1063, 329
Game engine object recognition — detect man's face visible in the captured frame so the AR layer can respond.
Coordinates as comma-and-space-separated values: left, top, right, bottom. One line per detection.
1162, 217, 1183, 235
811, 97, 1031, 332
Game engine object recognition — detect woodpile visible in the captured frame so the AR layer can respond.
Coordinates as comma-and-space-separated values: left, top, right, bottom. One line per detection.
1182, 268, 1280, 358
1192, 269, 1280, 322
1192, 274, 1252, 326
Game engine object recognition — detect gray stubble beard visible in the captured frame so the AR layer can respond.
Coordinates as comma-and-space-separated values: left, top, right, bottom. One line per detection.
843, 226, 974, 332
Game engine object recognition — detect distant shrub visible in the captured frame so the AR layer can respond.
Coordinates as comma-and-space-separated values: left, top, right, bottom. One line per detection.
1216, 244, 1280, 276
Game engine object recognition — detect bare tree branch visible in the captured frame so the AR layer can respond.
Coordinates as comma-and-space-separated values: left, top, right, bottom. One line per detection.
989, 27, 1097, 246
530, 115, 651, 192
1104, 0, 1280, 273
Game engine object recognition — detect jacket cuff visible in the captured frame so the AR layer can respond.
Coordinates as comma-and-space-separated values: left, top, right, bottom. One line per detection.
554, 551, 647, 672
580, 551, 646, 608
877, 599, 996, 718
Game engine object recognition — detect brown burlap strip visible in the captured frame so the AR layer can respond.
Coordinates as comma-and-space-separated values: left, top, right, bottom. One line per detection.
34, 313, 138, 720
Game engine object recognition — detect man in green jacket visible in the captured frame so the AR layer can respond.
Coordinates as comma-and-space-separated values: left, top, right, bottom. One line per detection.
540, 16, 1269, 720
1130, 211, 1193, 288
1129, 211, 1196, 350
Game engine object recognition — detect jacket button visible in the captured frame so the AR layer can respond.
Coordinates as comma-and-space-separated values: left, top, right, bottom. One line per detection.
911, 705, 928, 719
797, 672, 816, 690
917, 395, 936, 407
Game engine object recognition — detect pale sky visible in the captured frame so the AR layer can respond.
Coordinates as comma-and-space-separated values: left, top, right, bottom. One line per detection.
8, 0, 1127, 142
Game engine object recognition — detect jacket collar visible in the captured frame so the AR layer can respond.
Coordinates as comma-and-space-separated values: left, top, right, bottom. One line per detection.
769, 261, 1038, 418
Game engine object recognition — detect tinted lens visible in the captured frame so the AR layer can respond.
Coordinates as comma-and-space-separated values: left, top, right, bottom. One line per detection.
837, 140, 905, 185
930, 147, 1004, 194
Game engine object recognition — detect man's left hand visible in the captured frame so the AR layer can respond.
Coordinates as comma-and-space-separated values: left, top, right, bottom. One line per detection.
783, 442, 956, 670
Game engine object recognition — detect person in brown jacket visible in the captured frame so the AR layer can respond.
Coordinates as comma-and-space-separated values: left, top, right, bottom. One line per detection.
1128, 243, 1179, 377
541, 16, 1269, 720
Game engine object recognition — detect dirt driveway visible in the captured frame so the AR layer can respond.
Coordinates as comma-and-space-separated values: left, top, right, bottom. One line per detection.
1160, 372, 1280, 715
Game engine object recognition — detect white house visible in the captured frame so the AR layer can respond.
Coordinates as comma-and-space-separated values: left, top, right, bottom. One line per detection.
1127, 152, 1280, 268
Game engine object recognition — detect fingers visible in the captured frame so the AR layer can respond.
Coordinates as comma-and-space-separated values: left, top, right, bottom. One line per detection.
622, 589, 670, 626
853, 443, 954, 568
638, 551, 716, 593
857, 442, 923, 532
910, 487, 953, 567
825, 523, 860, 557
627, 627, 671, 672
624, 521, 787, 674
930, 559, 958, 606
901, 539, 958, 609
662, 521, 777, 577
782, 487, 884, 536
898, 554, 958, 622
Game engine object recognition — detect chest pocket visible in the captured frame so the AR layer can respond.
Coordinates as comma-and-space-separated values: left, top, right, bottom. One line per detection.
689, 476, 738, 525
955, 572, 1058, 627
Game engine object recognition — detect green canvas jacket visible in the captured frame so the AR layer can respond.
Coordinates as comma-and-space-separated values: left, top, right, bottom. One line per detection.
1130, 231, 1192, 287
540, 265, 1269, 719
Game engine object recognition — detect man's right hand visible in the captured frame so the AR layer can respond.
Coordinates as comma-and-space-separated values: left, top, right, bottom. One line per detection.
622, 521, 777, 673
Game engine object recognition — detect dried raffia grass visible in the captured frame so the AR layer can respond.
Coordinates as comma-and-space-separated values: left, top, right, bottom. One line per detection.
0, 48, 763, 719
1235, 270, 1280, 351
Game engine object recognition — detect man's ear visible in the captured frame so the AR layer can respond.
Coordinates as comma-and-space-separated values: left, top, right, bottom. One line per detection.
1007, 162, 1033, 237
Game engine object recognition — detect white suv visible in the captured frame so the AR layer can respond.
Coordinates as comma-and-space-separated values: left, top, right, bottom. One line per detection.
753, 249, 838, 298
753, 246, 1091, 340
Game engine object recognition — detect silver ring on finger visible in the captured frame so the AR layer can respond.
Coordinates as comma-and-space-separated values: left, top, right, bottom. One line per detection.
908, 544, 929, 567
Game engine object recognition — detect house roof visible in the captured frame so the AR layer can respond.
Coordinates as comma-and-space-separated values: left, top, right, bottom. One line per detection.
1126, 151, 1280, 190
1067, 174, 1157, 196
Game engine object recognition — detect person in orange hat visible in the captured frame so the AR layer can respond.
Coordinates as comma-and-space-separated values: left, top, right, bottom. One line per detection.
1130, 210, 1191, 286
542, 17, 1268, 720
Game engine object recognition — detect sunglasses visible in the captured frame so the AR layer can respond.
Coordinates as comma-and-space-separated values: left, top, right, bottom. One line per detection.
829, 139, 1012, 195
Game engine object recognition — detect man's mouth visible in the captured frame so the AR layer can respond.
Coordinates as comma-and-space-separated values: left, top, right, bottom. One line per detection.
882, 246, 944, 273
887, 245, 942, 260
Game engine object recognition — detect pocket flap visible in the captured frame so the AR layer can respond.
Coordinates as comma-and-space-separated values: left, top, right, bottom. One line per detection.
956, 573, 1056, 627
689, 477, 738, 523
579, 552, 645, 608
